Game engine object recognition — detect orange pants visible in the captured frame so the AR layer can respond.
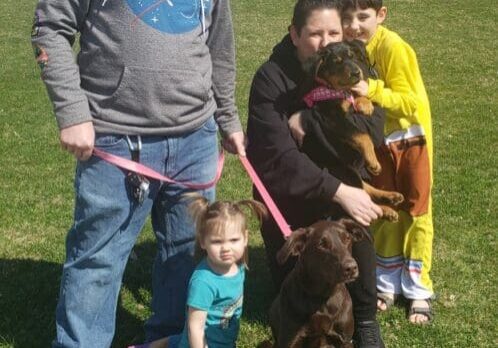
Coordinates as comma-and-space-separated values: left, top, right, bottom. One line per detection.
370, 131, 434, 299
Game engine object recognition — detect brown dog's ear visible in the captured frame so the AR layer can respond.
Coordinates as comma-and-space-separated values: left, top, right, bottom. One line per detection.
310, 312, 332, 333
339, 218, 373, 243
276, 227, 313, 264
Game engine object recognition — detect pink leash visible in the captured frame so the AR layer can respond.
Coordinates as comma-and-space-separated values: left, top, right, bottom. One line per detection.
93, 148, 224, 190
238, 155, 292, 238
125, 155, 292, 347
93, 148, 291, 237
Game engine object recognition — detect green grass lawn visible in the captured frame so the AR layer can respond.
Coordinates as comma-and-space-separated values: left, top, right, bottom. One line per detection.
1, 0, 497, 347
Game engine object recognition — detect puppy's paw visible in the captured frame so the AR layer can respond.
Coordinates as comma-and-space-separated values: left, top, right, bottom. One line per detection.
367, 161, 382, 176
355, 97, 374, 116
341, 99, 353, 114
389, 192, 405, 206
381, 207, 399, 222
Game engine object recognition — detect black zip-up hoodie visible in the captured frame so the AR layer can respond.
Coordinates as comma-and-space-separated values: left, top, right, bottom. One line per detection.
246, 35, 385, 229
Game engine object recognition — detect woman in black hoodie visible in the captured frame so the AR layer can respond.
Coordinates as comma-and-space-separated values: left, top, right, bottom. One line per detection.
246, 1, 385, 347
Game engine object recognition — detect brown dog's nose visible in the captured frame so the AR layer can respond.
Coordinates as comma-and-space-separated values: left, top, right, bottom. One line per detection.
343, 259, 359, 280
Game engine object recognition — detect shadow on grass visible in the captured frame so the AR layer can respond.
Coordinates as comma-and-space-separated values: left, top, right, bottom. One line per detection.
244, 245, 276, 323
0, 257, 145, 348
0, 242, 273, 348
0, 258, 61, 347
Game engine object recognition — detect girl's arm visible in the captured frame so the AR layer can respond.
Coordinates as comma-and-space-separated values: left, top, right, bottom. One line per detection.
187, 307, 209, 348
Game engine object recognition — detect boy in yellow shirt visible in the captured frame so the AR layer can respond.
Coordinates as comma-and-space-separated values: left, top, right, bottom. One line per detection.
341, 0, 434, 324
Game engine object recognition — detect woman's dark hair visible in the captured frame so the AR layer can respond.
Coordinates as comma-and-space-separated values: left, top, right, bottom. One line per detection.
341, 0, 383, 12
291, 0, 343, 35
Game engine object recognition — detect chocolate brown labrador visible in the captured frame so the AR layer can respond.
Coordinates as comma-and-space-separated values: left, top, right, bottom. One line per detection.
258, 219, 372, 348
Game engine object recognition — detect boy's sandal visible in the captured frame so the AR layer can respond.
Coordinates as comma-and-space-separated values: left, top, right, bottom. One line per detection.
408, 298, 434, 324
377, 292, 396, 311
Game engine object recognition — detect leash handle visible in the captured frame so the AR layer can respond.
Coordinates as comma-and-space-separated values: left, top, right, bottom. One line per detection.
238, 155, 292, 238
93, 148, 224, 190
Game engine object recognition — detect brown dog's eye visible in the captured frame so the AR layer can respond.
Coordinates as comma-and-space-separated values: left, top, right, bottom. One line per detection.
319, 237, 331, 249
340, 232, 352, 244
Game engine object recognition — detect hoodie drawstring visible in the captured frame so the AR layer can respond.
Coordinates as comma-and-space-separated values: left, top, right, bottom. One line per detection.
200, 0, 206, 37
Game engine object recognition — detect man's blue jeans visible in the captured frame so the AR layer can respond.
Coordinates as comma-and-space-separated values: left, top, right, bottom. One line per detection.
53, 117, 218, 348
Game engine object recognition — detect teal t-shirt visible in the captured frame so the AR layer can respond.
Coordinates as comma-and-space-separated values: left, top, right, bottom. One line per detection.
178, 258, 245, 348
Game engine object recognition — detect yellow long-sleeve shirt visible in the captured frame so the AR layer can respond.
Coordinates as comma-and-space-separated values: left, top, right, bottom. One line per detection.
367, 26, 435, 298
366, 25, 433, 158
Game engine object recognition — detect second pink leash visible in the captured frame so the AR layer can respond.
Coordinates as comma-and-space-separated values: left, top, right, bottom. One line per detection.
238, 155, 292, 238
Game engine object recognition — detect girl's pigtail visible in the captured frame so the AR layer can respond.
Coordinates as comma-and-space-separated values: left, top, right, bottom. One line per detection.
183, 193, 210, 262
185, 193, 210, 228
233, 200, 267, 270
237, 200, 268, 226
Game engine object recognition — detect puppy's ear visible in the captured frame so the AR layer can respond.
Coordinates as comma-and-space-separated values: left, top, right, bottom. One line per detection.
346, 39, 367, 60
302, 51, 324, 80
346, 39, 378, 78
339, 218, 373, 243
298, 52, 324, 98
276, 227, 312, 264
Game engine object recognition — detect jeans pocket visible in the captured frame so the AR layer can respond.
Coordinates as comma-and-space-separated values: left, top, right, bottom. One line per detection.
94, 134, 126, 148
200, 116, 218, 134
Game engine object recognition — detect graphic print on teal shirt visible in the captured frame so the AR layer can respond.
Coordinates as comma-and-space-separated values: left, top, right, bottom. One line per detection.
126, 0, 212, 34
220, 295, 243, 329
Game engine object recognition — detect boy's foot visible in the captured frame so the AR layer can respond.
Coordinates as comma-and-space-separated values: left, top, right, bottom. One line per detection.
377, 292, 395, 312
408, 299, 433, 324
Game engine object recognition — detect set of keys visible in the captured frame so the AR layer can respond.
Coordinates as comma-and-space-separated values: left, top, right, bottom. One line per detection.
125, 136, 150, 205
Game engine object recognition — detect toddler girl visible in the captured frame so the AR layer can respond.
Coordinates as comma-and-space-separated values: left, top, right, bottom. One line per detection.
131, 195, 267, 348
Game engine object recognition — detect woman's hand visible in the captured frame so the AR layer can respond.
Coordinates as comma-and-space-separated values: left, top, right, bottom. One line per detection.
222, 131, 247, 156
333, 183, 383, 226
288, 111, 306, 147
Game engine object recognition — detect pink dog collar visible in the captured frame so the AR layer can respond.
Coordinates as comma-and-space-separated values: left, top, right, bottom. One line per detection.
303, 86, 355, 108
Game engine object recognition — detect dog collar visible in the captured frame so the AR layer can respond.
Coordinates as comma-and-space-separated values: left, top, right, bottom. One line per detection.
303, 86, 355, 108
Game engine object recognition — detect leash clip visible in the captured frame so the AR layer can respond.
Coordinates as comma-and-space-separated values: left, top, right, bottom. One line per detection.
125, 135, 149, 205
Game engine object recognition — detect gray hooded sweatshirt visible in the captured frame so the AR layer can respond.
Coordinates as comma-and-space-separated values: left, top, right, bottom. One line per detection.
31, 0, 241, 136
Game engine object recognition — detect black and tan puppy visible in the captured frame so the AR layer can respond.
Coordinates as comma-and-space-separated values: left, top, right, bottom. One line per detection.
258, 219, 371, 348
302, 41, 403, 221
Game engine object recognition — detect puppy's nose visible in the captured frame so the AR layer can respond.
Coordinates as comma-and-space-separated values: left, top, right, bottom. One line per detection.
350, 69, 361, 79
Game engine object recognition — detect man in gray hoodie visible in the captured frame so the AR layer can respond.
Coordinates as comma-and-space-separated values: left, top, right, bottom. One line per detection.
31, 1, 244, 347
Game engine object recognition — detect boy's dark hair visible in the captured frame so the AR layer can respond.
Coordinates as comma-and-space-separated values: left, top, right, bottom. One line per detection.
291, 0, 343, 35
341, 0, 383, 12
